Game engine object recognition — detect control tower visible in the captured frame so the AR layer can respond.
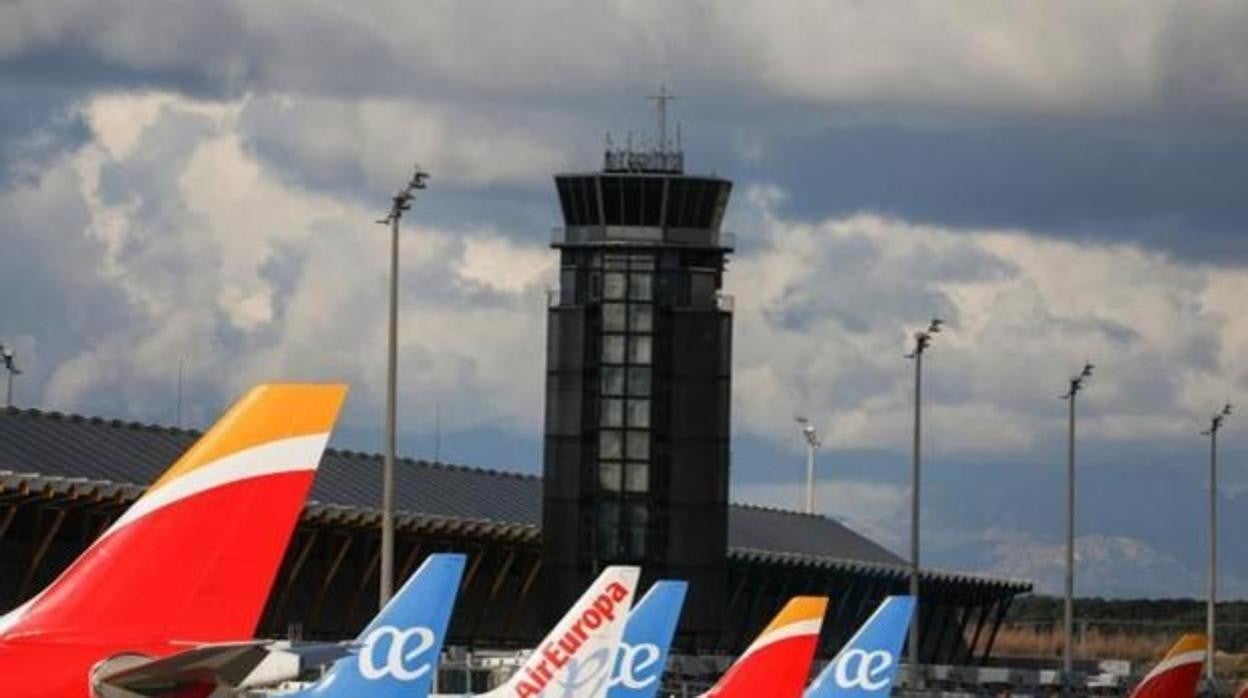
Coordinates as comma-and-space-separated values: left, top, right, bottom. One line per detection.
541, 92, 734, 644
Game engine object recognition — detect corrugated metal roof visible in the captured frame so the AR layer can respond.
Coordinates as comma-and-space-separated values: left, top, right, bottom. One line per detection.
727, 505, 899, 565
0, 405, 980, 580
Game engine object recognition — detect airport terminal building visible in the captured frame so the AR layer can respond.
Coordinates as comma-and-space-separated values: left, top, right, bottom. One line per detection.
0, 132, 1030, 667
0, 414, 1026, 664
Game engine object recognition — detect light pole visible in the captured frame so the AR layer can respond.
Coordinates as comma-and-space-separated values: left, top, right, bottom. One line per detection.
1061, 362, 1093, 695
1203, 403, 1232, 690
905, 318, 942, 669
0, 345, 21, 408
795, 416, 820, 515
376, 165, 429, 606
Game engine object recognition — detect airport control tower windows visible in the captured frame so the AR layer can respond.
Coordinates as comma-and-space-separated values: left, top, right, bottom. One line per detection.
543, 148, 734, 639
593, 254, 654, 561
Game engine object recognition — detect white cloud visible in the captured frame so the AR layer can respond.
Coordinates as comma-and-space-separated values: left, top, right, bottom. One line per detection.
1, 91, 553, 435
729, 194, 1248, 458
7, 90, 1248, 460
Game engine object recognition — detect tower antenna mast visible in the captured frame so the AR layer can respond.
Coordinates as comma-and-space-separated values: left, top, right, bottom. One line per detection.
648, 84, 678, 154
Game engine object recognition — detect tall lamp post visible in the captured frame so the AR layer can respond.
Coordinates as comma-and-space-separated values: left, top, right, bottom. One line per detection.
904, 318, 942, 669
795, 416, 820, 515
1203, 403, 1232, 690
376, 166, 429, 606
1061, 362, 1094, 695
0, 345, 21, 408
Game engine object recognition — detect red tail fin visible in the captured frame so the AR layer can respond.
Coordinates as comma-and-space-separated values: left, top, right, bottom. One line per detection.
703, 596, 829, 698
1129, 634, 1206, 698
0, 384, 347, 644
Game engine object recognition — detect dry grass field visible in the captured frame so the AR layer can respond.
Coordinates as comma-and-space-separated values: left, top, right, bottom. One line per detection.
990, 624, 1248, 680
992, 625, 1178, 662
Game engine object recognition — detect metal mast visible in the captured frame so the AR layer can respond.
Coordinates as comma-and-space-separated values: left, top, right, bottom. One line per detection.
905, 318, 942, 670
376, 165, 429, 606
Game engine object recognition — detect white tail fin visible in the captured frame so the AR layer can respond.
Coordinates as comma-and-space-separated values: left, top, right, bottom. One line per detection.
485, 566, 640, 698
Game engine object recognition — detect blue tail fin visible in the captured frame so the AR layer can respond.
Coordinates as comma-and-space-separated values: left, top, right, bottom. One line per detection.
607, 580, 687, 698
804, 596, 915, 698
303, 553, 466, 697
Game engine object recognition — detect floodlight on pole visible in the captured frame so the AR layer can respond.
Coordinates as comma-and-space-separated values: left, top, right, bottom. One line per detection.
904, 317, 942, 672
1060, 361, 1093, 696
1202, 402, 1232, 691
376, 165, 430, 608
1, 344, 22, 408
795, 416, 821, 515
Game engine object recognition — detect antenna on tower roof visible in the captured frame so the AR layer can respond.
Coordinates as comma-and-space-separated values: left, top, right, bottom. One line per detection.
648, 83, 678, 155
602, 86, 685, 174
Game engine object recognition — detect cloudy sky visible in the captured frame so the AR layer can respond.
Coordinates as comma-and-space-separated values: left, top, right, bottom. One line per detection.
3, 0, 1248, 597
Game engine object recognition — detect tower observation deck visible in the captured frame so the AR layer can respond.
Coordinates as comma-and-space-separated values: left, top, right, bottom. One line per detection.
541, 97, 735, 645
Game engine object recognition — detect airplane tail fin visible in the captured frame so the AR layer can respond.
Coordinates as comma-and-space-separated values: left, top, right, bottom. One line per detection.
0, 383, 347, 645
309, 553, 466, 697
804, 596, 914, 697
703, 596, 829, 698
1128, 634, 1207, 698
607, 580, 688, 698
484, 566, 641, 698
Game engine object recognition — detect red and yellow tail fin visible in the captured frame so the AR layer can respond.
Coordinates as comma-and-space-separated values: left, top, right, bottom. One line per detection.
0, 384, 347, 645
1129, 634, 1206, 698
703, 596, 829, 698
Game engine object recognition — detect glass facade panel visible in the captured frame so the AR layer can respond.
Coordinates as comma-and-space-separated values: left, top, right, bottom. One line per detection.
601, 499, 620, 524
630, 273, 653, 301
626, 431, 649, 460
626, 399, 650, 428
628, 526, 646, 557
599, 430, 622, 459
560, 269, 577, 304
603, 303, 626, 331
600, 398, 623, 427
583, 251, 668, 563
628, 336, 651, 365
625, 463, 649, 493
599, 461, 622, 491
604, 272, 626, 300
598, 525, 619, 556
690, 271, 716, 307
597, 500, 620, 556
601, 367, 625, 396
627, 368, 650, 396
629, 304, 653, 333
629, 501, 648, 526
601, 335, 625, 364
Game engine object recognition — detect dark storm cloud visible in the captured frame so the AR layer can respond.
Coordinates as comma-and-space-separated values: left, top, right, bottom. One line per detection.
5, 1, 1246, 264
719, 116, 1248, 264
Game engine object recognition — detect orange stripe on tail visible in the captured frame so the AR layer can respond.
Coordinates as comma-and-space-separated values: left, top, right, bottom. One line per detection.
703, 597, 830, 698
1129, 634, 1207, 698
149, 383, 346, 491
